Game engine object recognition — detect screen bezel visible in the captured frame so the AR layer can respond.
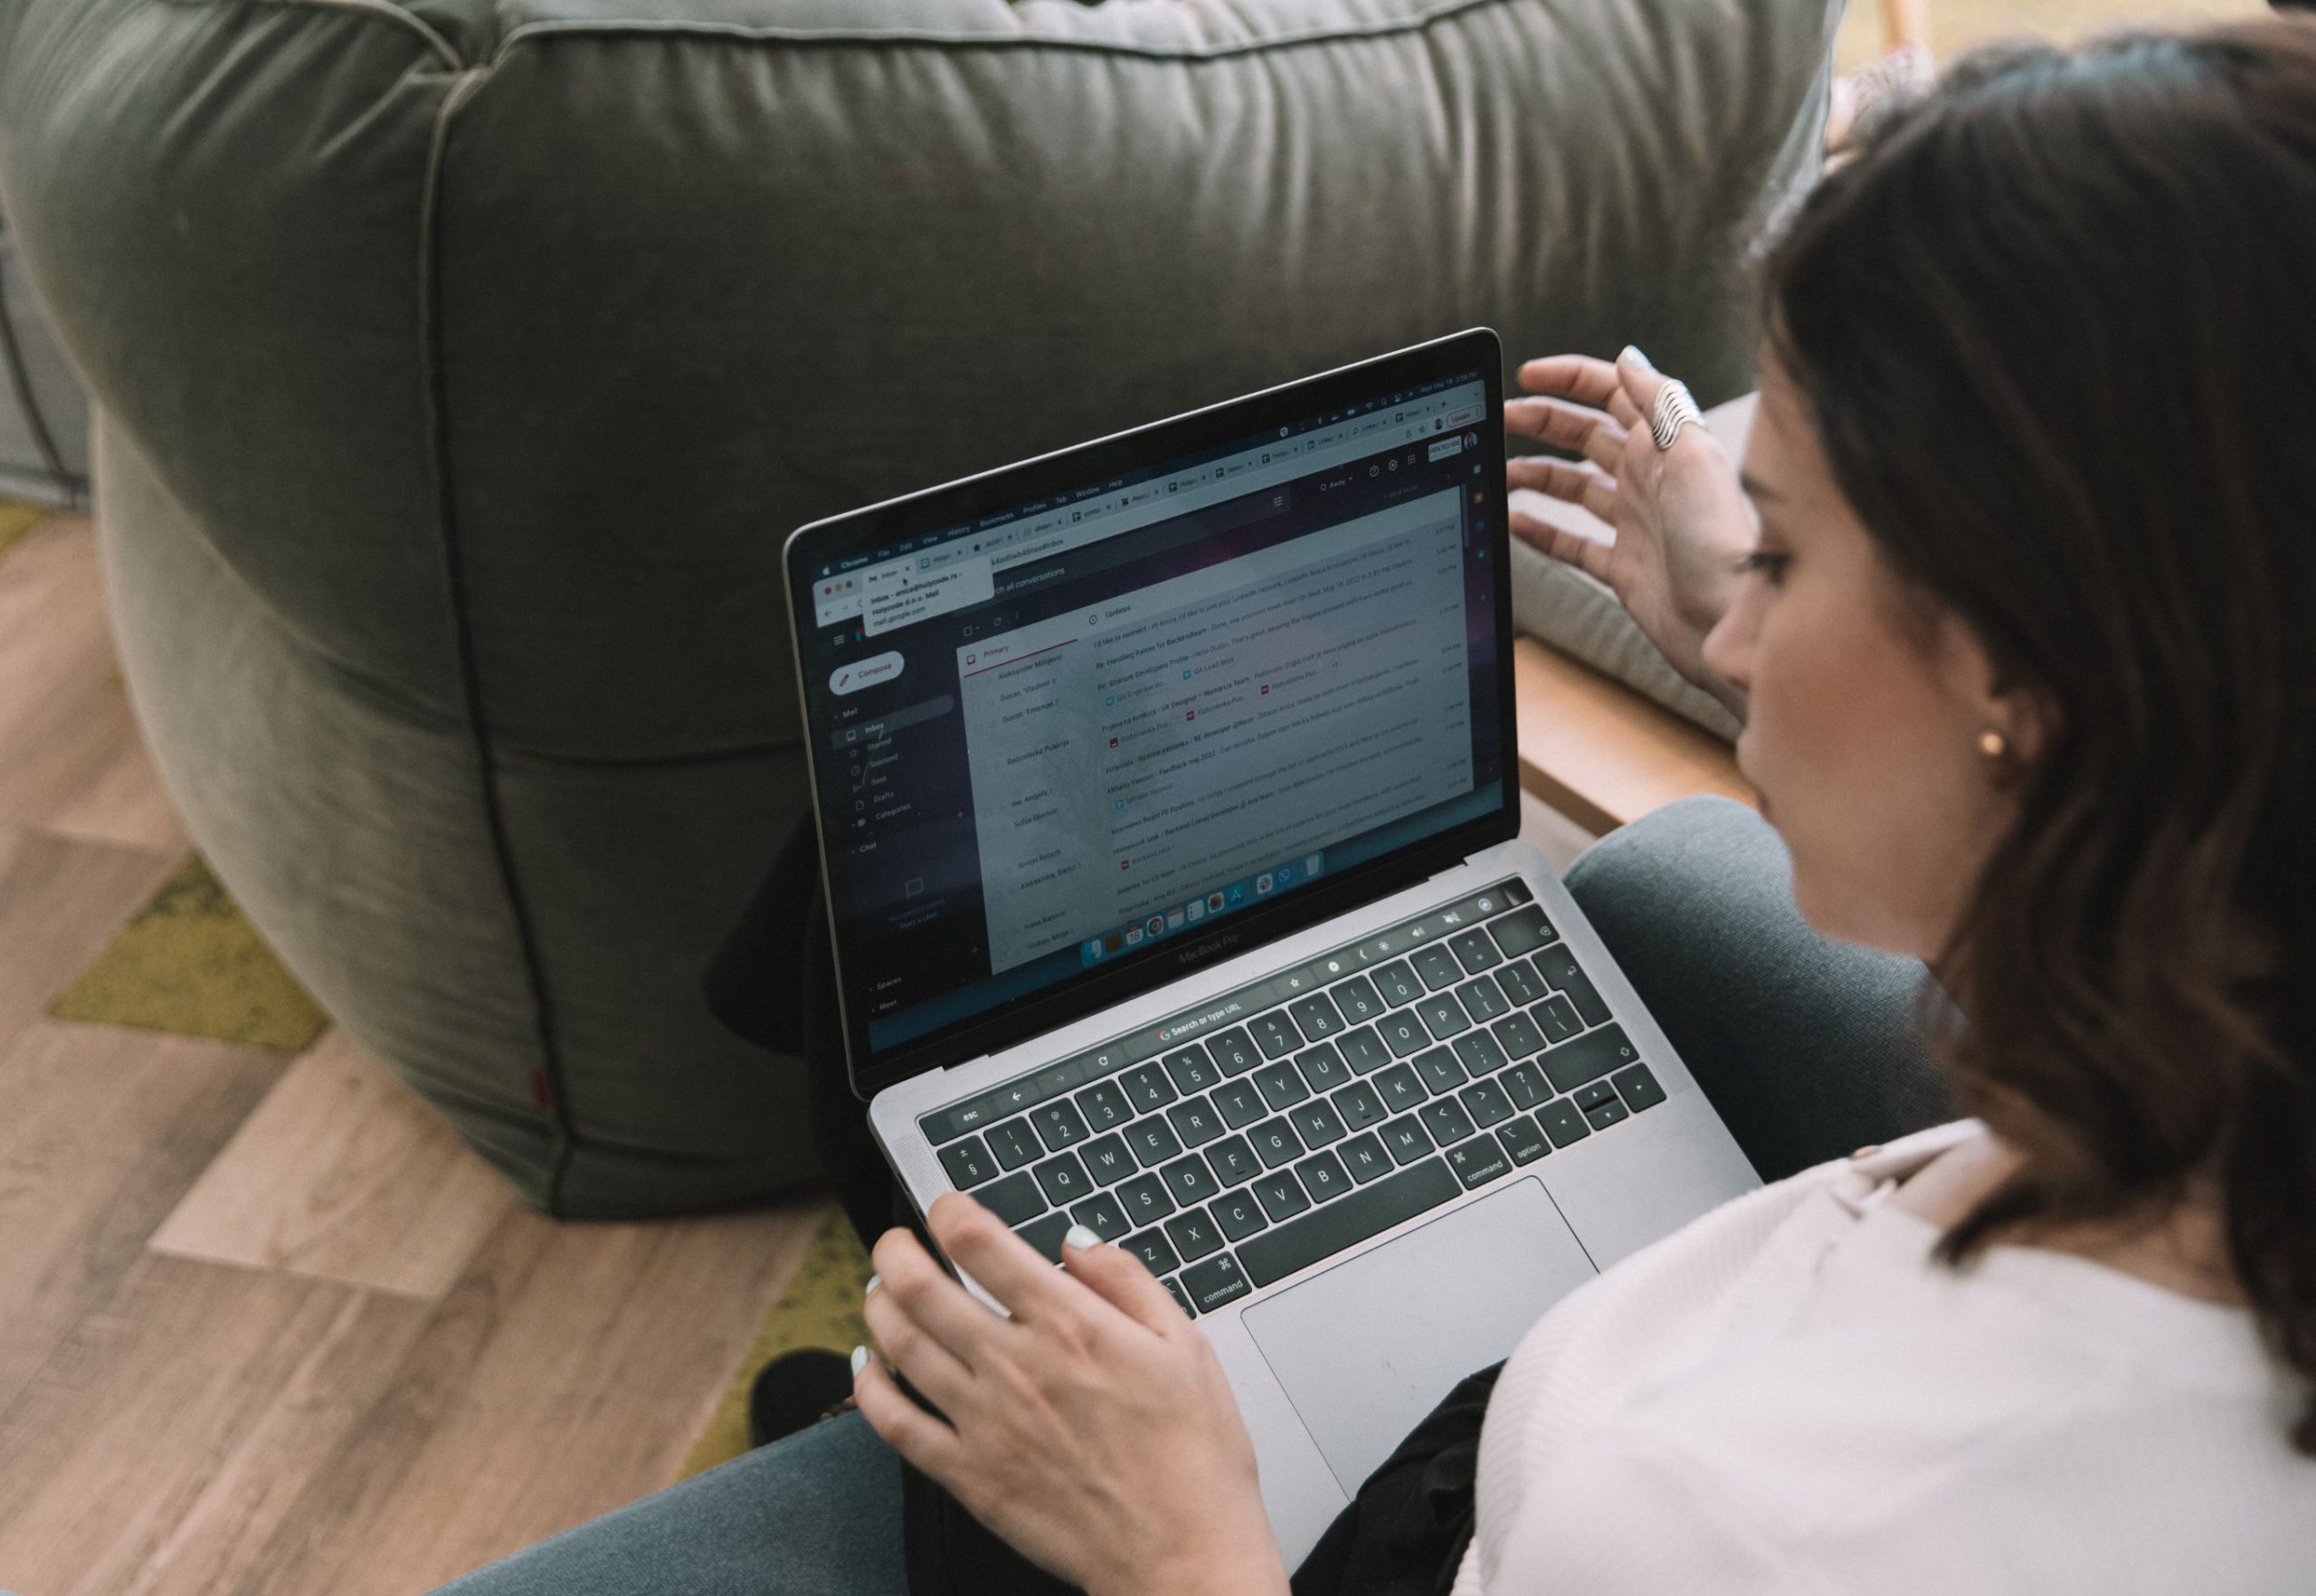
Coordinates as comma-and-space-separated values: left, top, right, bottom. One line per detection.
783, 328, 1519, 1102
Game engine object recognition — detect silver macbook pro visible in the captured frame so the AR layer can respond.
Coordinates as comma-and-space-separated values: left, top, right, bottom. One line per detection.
782, 328, 1759, 1563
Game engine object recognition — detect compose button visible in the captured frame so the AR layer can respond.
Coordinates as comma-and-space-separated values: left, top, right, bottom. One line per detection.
830, 651, 905, 697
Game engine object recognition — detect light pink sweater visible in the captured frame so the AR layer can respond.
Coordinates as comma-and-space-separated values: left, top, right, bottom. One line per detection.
1451, 1121, 2315, 1594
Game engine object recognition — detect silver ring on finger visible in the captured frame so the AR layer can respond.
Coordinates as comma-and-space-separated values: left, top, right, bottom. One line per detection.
1649, 380, 1703, 451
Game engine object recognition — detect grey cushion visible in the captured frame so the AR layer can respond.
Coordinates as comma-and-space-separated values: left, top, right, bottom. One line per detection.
0, 0, 1832, 1215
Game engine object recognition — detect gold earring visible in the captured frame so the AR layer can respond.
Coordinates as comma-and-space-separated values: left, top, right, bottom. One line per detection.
1977, 728, 2009, 761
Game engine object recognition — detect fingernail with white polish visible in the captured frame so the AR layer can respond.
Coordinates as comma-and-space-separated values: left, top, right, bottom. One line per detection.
1620, 344, 1655, 371
850, 1345, 869, 1377
865, 1274, 880, 1296
1063, 1224, 1103, 1253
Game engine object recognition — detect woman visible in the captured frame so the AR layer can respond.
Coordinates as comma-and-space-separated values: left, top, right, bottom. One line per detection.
445, 18, 2316, 1594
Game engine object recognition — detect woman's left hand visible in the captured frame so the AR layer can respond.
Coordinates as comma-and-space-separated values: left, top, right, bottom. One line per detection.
856, 1192, 1290, 1596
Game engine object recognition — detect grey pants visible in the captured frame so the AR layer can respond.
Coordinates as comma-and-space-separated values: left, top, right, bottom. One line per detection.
437, 797, 1953, 1596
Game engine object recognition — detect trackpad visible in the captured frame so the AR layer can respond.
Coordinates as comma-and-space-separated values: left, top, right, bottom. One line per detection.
1242, 1178, 1598, 1492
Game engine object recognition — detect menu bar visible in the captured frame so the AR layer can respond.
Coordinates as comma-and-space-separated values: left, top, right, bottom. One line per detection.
812, 378, 1487, 630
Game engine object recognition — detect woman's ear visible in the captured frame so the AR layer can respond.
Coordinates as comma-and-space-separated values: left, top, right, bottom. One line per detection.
1977, 662, 2057, 773
1996, 685, 2057, 767
1955, 623, 2055, 772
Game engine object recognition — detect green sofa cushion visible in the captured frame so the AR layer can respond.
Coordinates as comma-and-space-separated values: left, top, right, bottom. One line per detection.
0, 0, 1833, 1214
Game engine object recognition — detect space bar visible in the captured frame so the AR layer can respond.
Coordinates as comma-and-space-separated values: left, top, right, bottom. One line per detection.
1237, 1159, 1463, 1288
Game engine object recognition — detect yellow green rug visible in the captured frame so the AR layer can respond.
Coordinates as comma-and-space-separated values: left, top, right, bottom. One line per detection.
48, 845, 869, 1477
49, 854, 331, 1051
0, 498, 46, 561
681, 1208, 875, 1477
52, 827, 869, 1480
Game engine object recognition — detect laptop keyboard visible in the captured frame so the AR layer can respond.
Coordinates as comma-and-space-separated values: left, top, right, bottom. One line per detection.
918, 879, 1666, 1317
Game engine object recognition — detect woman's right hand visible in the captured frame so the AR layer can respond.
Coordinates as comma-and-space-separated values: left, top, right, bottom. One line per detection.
1504, 347, 1756, 708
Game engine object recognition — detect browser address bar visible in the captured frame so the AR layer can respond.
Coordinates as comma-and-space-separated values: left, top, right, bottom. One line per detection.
988, 529, 1077, 570
985, 402, 1482, 574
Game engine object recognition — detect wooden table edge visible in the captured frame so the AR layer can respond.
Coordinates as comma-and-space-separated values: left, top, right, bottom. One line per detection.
1512, 635, 1755, 836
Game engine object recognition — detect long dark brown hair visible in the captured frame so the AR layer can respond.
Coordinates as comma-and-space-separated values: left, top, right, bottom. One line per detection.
1764, 17, 2316, 1450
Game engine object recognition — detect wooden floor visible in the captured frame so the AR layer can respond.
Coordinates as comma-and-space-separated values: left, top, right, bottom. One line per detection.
0, 514, 828, 1596
0, 512, 1604, 1596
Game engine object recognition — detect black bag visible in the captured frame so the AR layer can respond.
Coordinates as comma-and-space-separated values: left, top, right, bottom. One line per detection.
705, 812, 1490, 1596
702, 813, 890, 1248
1287, 1361, 1498, 1596
705, 814, 1075, 1596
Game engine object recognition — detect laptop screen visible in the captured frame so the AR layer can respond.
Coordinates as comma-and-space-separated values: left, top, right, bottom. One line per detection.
790, 333, 1515, 1088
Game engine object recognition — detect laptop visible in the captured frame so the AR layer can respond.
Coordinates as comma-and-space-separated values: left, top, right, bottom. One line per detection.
782, 328, 1759, 1563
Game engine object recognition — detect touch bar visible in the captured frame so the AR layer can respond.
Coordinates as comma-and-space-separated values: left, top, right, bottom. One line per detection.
923, 879, 1536, 1145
